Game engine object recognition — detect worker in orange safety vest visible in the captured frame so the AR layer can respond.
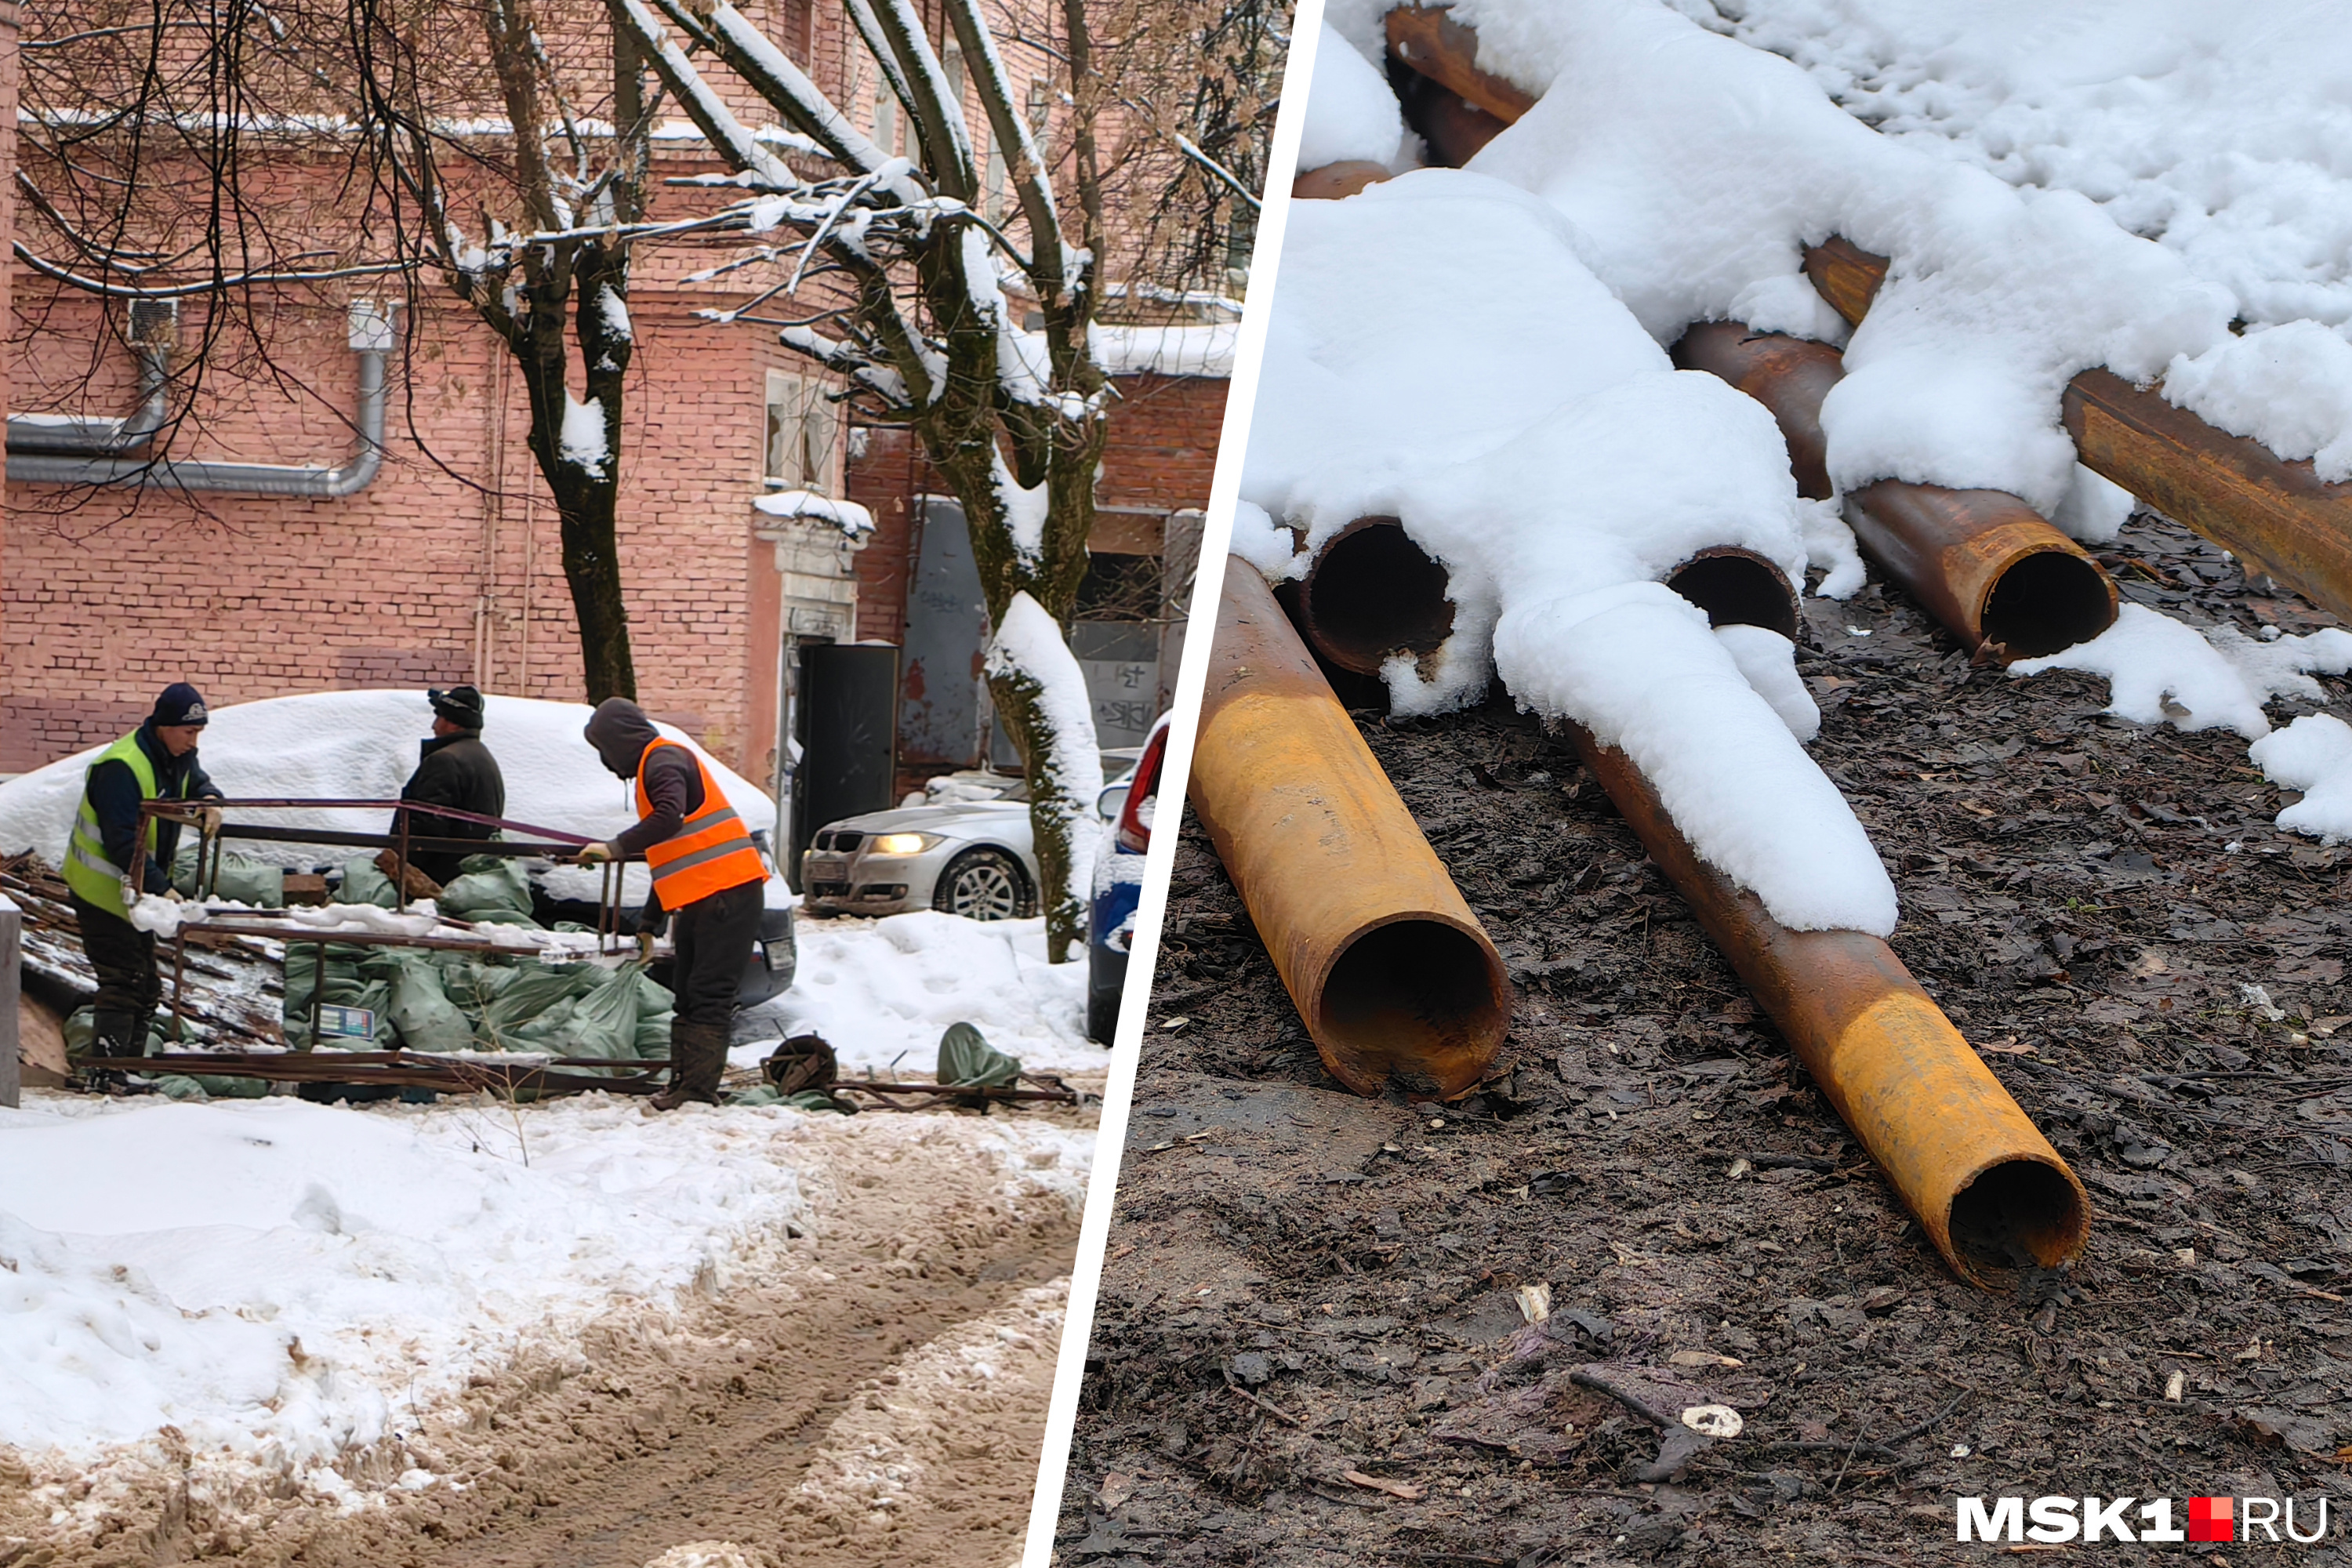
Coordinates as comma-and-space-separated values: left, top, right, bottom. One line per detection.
579, 699, 770, 1110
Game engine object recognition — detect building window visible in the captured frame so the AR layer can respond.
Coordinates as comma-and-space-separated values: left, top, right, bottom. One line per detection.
765, 370, 840, 492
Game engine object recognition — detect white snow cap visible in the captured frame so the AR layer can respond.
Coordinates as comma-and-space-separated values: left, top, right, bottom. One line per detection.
754, 488, 877, 539
0, 691, 776, 873
1298, 20, 1406, 172
1453, 0, 2233, 514
1243, 169, 1671, 536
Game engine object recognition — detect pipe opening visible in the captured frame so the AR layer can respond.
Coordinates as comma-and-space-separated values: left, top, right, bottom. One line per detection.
1980, 549, 2115, 659
1299, 517, 1455, 675
1319, 920, 1508, 1091
1946, 1157, 2089, 1280
1663, 549, 1801, 639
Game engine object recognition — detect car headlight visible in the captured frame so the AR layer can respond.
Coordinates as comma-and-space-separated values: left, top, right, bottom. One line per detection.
869, 832, 937, 855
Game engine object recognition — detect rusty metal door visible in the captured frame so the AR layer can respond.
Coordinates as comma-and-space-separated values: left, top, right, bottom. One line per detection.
899, 495, 988, 774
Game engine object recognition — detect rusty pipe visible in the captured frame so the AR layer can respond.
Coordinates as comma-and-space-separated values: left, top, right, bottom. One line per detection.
1294, 161, 1395, 201
1294, 516, 1798, 675
1192, 563, 1511, 1097
1566, 724, 2091, 1287
1385, 7, 1535, 122
1672, 321, 2118, 659
1805, 238, 2352, 626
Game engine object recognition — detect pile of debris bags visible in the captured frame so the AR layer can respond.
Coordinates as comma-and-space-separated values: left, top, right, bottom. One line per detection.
281, 854, 673, 1072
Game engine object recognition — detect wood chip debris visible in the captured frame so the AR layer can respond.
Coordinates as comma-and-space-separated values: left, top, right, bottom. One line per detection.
1342, 1469, 1425, 1501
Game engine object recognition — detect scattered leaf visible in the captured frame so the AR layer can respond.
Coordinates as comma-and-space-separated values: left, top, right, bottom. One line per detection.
1668, 1349, 1742, 1369
1515, 1283, 1552, 1324
1098, 1471, 1135, 1509
1343, 1468, 1425, 1500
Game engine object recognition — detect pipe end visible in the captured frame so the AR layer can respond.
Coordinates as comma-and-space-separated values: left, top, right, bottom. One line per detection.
1942, 1155, 2092, 1289
1299, 517, 1457, 676
1664, 547, 1801, 640
1979, 546, 2118, 660
1311, 916, 1511, 1098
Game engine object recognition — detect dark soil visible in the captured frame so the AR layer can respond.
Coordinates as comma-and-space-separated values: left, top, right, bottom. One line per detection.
1059, 510, 2352, 1566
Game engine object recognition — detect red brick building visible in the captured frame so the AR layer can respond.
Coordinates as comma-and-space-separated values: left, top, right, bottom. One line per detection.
0, 0, 1230, 805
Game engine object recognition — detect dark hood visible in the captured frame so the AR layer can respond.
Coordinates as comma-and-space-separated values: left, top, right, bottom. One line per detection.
584, 698, 663, 779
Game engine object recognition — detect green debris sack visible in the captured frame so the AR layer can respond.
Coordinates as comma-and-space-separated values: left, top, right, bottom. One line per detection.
383, 954, 475, 1054
500, 960, 652, 1063
473, 962, 603, 1049
938, 1021, 1021, 1088
282, 942, 397, 1050
337, 855, 401, 909
170, 846, 285, 907
727, 1083, 856, 1112
437, 855, 537, 924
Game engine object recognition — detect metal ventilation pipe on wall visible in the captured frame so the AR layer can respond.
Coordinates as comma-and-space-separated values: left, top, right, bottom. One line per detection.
9, 302, 394, 498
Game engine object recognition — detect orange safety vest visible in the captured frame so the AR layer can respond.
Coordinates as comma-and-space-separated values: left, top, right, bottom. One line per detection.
634, 739, 768, 906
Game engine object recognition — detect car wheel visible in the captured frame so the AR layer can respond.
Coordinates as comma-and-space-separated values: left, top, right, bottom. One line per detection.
934, 848, 1029, 921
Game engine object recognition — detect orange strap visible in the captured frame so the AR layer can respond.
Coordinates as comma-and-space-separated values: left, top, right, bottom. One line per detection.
633, 739, 767, 905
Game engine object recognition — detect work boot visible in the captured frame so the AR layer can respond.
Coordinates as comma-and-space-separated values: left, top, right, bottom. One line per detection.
649, 1021, 727, 1111
79, 1010, 150, 1095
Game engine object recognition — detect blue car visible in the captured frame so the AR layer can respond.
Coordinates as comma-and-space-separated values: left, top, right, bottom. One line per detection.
1087, 713, 1171, 1044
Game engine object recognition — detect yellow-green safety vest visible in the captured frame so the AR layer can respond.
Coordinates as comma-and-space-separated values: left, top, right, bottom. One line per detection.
64, 731, 193, 919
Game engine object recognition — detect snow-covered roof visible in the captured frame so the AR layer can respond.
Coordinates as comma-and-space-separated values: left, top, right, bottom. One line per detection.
1090, 322, 1237, 378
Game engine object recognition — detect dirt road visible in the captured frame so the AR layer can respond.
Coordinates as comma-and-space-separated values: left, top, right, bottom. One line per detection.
2, 1107, 1086, 1568
1061, 510, 2352, 1563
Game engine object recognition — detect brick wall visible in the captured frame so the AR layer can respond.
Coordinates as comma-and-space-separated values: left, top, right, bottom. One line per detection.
1, 285, 789, 777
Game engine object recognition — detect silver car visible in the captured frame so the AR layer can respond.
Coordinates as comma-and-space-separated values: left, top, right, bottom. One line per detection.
800, 782, 1040, 920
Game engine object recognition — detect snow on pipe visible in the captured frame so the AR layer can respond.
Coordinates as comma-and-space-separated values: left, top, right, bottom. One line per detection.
1671, 322, 2117, 661
9, 303, 392, 498
1292, 515, 1797, 677
1191, 563, 1511, 1098
1566, 721, 2090, 1287
1807, 238, 2352, 628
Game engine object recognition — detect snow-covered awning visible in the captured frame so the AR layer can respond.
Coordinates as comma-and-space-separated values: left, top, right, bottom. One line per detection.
753, 488, 877, 539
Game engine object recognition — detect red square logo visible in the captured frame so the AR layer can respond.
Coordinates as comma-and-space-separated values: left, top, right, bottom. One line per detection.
2188, 1497, 2234, 1542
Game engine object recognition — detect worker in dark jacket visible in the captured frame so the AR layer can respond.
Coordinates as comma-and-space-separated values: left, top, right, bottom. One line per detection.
62, 682, 226, 1058
579, 698, 768, 1110
382, 685, 505, 890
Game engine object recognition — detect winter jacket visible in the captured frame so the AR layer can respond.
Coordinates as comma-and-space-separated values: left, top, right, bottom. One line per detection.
83, 723, 223, 894
583, 698, 715, 931
393, 731, 505, 881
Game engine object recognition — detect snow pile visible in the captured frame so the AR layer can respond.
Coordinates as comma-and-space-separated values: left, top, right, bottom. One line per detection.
0, 692, 775, 895
1298, 20, 1405, 172
1244, 172, 1670, 536
741, 910, 1097, 1075
2250, 716, 2352, 844
0, 1093, 1089, 1472
2009, 604, 2352, 739
1244, 171, 1895, 934
1657, 0, 2352, 476
1388, 0, 2235, 517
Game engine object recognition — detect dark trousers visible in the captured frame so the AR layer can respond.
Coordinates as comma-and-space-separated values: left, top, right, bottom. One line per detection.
70, 892, 161, 1021
670, 878, 761, 1029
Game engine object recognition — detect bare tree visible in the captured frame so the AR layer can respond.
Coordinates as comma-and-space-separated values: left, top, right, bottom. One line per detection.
613, 0, 1125, 958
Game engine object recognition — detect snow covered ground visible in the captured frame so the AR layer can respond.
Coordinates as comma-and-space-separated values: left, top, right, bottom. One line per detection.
742, 912, 1102, 1077
0, 1089, 1094, 1496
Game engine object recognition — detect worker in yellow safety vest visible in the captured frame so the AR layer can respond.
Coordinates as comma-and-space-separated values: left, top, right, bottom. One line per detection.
579, 698, 769, 1109
62, 683, 227, 1063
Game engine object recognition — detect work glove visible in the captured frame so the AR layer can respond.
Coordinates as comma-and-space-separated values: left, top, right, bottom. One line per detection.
635, 930, 657, 964
574, 841, 615, 866
195, 805, 224, 836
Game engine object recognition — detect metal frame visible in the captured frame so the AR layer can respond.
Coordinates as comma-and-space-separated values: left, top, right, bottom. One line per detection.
134, 796, 639, 1058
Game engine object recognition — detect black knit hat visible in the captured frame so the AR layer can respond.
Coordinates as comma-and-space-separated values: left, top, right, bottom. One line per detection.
429, 685, 485, 729
150, 682, 209, 728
